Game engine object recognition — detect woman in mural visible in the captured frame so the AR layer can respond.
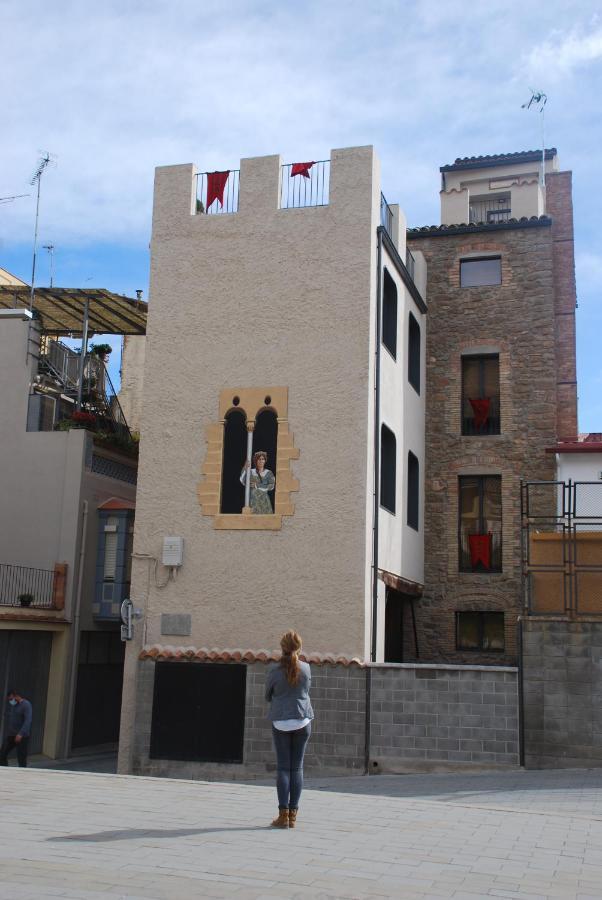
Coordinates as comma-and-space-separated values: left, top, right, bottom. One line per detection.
240, 450, 275, 514
265, 630, 313, 828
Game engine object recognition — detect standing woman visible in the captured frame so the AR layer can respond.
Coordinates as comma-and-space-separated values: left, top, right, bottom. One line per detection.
265, 631, 313, 829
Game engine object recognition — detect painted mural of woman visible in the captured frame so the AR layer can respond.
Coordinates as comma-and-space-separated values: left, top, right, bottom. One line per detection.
240, 450, 275, 514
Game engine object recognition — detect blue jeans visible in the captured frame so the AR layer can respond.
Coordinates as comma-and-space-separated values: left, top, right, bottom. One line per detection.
272, 723, 311, 809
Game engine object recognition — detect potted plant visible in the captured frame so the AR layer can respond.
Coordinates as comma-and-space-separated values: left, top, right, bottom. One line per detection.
18, 593, 34, 607
89, 343, 113, 362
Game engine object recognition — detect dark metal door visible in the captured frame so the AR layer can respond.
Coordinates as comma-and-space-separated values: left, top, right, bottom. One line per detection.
0, 630, 53, 754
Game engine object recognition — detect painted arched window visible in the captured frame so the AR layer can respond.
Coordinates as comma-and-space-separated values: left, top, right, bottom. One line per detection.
220, 408, 247, 513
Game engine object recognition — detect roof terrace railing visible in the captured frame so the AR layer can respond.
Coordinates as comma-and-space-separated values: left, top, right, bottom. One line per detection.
469, 198, 511, 225
196, 170, 240, 215
280, 160, 330, 210
380, 192, 394, 237
0, 563, 55, 609
406, 247, 416, 280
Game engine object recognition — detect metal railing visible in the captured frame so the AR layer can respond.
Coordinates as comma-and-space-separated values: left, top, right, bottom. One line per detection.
0, 563, 55, 608
196, 170, 240, 215
280, 160, 330, 209
522, 480, 602, 617
380, 193, 393, 236
406, 247, 416, 280
469, 198, 511, 224
42, 339, 80, 390
84, 355, 131, 439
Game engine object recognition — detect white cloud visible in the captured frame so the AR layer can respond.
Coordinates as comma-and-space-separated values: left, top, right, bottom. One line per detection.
525, 24, 602, 80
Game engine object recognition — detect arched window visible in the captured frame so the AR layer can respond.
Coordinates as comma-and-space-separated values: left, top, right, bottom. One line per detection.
382, 269, 398, 358
220, 409, 247, 513
380, 423, 396, 514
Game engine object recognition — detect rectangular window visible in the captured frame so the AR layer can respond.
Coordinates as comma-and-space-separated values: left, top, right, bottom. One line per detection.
456, 611, 505, 651
380, 424, 396, 514
382, 269, 397, 358
461, 354, 500, 435
459, 475, 502, 572
407, 451, 419, 530
103, 517, 119, 581
460, 256, 501, 287
408, 312, 421, 394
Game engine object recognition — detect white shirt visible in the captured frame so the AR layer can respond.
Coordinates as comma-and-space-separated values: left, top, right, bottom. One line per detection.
273, 717, 311, 732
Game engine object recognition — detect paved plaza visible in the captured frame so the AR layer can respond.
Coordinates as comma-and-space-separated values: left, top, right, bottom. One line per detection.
2, 768, 602, 899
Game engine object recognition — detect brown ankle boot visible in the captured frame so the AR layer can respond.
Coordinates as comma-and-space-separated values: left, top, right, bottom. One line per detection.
288, 808, 298, 828
271, 807, 289, 828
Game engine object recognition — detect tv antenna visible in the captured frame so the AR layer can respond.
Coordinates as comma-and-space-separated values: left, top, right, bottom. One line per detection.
522, 89, 548, 191
0, 194, 29, 205
29, 152, 56, 310
43, 244, 55, 287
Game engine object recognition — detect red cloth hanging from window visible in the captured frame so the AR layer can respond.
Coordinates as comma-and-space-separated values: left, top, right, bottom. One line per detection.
291, 161, 315, 178
206, 171, 230, 208
469, 533, 492, 569
469, 397, 491, 429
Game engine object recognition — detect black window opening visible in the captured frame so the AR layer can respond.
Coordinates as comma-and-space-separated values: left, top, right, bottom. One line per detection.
221, 409, 247, 513
460, 256, 502, 287
461, 354, 500, 435
382, 268, 397, 358
459, 475, 502, 572
407, 451, 419, 531
380, 424, 396, 514
252, 408, 278, 513
456, 611, 505, 652
408, 312, 420, 394
150, 662, 246, 763
384, 590, 404, 663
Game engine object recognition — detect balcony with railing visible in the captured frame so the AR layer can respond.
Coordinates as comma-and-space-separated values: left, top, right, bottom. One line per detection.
459, 531, 503, 573
0, 562, 66, 610
280, 160, 330, 209
469, 196, 511, 225
461, 395, 501, 436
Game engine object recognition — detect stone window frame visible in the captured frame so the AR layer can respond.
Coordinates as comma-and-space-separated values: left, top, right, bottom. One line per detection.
197, 387, 299, 531
448, 340, 512, 438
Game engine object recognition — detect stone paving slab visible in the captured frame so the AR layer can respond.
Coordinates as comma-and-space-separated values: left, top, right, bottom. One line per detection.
1, 768, 602, 898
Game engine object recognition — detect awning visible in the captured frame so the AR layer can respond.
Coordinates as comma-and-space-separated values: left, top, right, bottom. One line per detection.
0, 286, 147, 336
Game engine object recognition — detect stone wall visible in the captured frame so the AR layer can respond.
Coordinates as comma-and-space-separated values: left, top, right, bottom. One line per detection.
408, 221, 560, 666
130, 658, 519, 778
522, 619, 602, 768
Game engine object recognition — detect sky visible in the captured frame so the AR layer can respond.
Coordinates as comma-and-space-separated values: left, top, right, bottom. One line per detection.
2, 0, 601, 430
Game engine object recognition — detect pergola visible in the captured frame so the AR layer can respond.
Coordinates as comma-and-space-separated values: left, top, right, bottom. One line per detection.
0, 286, 147, 336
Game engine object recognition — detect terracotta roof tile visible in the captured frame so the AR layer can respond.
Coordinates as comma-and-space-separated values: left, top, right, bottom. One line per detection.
139, 645, 365, 667
440, 149, 557, 172
407, 215, 551, 238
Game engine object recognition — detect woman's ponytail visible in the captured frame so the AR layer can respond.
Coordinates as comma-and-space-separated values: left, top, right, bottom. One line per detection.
280, 630, 302, 685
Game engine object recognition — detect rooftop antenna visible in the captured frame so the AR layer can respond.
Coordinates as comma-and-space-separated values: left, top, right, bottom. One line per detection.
0, 194, 29, 205
43, 244, 55, 287
522, 89, 547, 192
29, 152, 55, 310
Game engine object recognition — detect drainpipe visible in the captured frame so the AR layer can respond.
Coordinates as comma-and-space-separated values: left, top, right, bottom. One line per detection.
63, 498, 89, 756
365, 228, 383, 775
371, 229, 383, 662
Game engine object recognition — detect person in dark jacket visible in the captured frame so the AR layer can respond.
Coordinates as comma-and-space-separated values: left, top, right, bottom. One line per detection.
1, 689, 32, 767
265, 630, 314, 829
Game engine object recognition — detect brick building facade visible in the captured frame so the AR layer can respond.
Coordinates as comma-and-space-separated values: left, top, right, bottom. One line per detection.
406, 153, 578, 666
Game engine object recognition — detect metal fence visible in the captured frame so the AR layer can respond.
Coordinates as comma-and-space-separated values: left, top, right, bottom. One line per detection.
380, 192, 393, 236
0, 563, 55, 608
196, 170, 240, 215
406, 247, 415, 280
280, 160, 330, 209
521, 480, 602, 616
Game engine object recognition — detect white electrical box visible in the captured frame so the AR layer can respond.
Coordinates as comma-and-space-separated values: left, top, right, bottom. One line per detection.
162, 536, 184, 566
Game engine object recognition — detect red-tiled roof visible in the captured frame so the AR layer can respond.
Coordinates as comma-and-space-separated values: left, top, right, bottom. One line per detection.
139, 645, 365, 667
407, 216, 551, 238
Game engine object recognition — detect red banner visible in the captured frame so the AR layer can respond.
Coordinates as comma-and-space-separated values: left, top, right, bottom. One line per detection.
291, 161, 315, 178
469, 397, 491, 429
206, 170, 230, 208
469, 533, 492, 569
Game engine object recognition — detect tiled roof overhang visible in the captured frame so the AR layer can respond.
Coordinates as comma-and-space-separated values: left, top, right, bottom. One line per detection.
546, 444, 602, 453
0, 286, 147, 335
407, 216, 552, 239
139, 645, 365, 667
440, 149, 557, 173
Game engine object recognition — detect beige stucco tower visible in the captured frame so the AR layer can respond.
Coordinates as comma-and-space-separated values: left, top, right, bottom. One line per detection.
119, 147, 427, 776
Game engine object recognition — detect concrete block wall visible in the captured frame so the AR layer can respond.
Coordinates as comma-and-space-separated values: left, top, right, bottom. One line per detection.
129, 658, 519, 778
522, 619, 602, 768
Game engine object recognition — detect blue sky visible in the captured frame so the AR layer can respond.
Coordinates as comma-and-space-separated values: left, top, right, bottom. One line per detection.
2, 0, 601, 430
